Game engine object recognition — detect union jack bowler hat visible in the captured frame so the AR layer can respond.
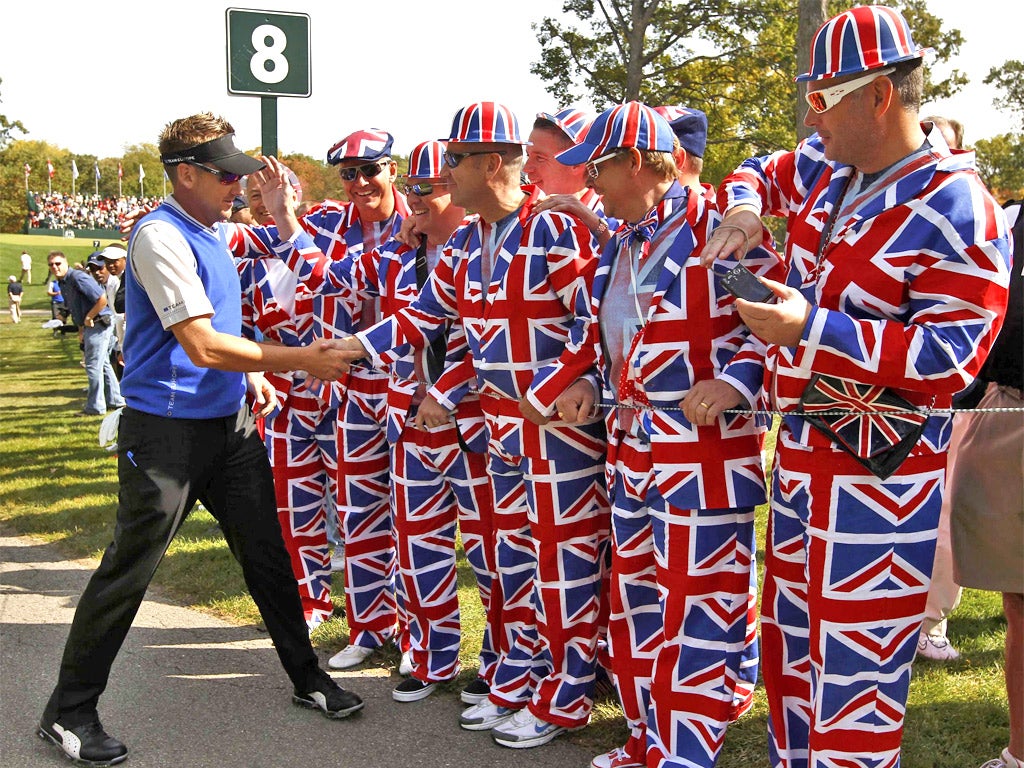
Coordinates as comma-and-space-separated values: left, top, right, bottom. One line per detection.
797, 5, 931, 82
536, 108, 594, 144
406, 141, 447, 179
654, 106, 708, 158
327, 129, 394, 165
445, 102, 528, 145
555, 101, 674, 166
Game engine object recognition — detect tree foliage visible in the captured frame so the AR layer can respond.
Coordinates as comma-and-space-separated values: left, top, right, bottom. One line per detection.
984, 59, 1024, 133
0, 79, 27, 151
973, 59, 1024, 201
974, 133, 1024, 200
531, 0, 966, 186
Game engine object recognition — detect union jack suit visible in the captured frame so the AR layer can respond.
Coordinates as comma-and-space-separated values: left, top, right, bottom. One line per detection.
287, 230, 498, 683
358, 185, 610, 728
233, 239, 336, 630
719, 125, 1012, 768
548, 181, 783, 767
230, 194, 411, 650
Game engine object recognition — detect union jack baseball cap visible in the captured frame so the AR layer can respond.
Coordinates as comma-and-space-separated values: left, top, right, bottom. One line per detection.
555, 101, 674, 166
327, 129, 394, 165
406, 141, 447, 179
536, 108, 594, 144
653, 105, 708, 158
444, 102, 528, 145
797, 5, 931, 82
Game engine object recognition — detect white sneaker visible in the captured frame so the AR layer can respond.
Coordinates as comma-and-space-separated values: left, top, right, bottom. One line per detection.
916, 631, 960, 661
491, 708, 576, 749
458, 700, 516, 731
327, 644, 373, 670
330, 546, 345, 572
398, 650, 413, 676
980, 748, 1024, 768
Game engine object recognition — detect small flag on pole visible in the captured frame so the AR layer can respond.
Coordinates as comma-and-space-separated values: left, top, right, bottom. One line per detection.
24, 163, 30, 177
72, 159, 80, 180
94, 161, 101, 179
47, 160, 55, 179
139, 164, 146, 181
118, 162, 123, 179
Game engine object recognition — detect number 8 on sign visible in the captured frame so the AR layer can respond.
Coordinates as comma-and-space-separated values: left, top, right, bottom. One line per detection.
250, 24, 289, 84
226, 9, 310, 98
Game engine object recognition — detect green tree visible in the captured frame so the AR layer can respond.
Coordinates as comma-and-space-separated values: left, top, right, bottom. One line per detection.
264, 151, 346, 207
119, 144, 163, 200
530, 0, 963, 186
984, 59, 1024, 133
974, 133, 1024, 200
0, 78, 27, 150
532, 0, 783, 109
972, 59, 1024, 202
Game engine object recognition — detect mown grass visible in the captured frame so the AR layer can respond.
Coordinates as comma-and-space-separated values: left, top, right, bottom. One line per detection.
0, 235, 1011, 766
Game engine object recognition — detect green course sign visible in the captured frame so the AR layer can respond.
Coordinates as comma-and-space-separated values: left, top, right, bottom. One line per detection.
226, 8, 311, 98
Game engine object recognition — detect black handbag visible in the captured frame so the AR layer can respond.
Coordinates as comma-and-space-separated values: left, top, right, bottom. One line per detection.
798, 374, 929, 479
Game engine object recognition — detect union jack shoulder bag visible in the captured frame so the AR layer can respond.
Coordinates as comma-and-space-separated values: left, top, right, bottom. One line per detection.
798, 374, 928, 479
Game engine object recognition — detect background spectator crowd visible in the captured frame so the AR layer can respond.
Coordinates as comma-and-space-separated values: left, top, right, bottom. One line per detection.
27, 192, 163, 231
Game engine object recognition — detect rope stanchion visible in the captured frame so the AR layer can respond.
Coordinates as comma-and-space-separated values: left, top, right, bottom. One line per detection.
480, 390, 1023, 417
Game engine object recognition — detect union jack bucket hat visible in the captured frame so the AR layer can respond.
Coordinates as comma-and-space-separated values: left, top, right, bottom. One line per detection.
536, 108, 594, 144
797, 5, 931, 82
555, 101, 674, 166
445, 102, 528, 145
406, 141, 447, 179
327, 129, 394, 165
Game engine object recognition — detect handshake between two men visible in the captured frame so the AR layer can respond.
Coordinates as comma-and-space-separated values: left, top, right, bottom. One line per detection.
311, 336, 370, 380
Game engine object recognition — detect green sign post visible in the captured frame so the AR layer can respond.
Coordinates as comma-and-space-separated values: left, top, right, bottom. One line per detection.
225, 8, 311, 157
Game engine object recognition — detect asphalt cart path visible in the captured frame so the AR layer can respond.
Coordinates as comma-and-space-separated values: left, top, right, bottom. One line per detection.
0, 531, 591, 768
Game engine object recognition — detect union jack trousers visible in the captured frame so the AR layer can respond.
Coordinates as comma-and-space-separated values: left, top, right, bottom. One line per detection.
264, 390, 338, 630
483, 405, 609, 728
608, 435, 759, 768
272, 225, 493, 665
352, 238, 497, 682
236, 255, 335, 630
763, 429, 945, 768
295, 201, 408, 651
357, 185, 611, 726
544, 181, 778, 767
231, 195, 412, 650
392, 421, 496, 682
718, 124, 1012, 767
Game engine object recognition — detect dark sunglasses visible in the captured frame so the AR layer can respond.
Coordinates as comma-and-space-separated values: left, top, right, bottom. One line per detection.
402, 181, 449, 196
190, 163, 243, 185
339, 159, 390, 182
442, 150, 511, 169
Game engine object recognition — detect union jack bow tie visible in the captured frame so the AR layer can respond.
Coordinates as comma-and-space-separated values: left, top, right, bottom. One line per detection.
626, 212, 659, 244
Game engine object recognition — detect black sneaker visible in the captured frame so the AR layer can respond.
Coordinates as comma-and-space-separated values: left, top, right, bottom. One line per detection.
37, 719, 128, 766
292, 672, 364, 719
460, 677, 490, 705
392, 677, 436, 703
